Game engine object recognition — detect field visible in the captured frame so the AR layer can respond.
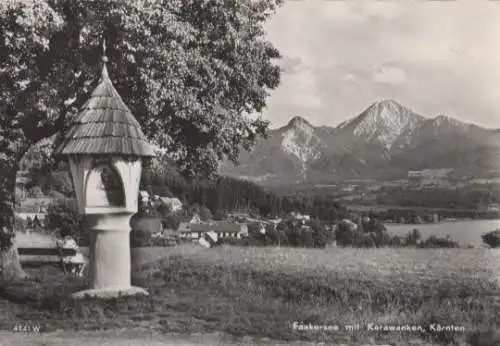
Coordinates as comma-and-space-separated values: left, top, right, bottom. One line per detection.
15, 231, 57, 247
2, 245, 500, 345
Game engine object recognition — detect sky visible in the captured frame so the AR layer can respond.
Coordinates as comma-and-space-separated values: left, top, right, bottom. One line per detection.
262, 0, 500, 129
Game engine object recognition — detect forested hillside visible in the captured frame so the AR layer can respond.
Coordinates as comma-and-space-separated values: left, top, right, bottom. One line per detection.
138, 160, 348, 221
18, 146, 348, 222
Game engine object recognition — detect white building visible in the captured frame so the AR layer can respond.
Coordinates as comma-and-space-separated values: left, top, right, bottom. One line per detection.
139, 190, 150, 202
177, 222, 248, 243
290, 212, 310, 222
159, 197, 183, 212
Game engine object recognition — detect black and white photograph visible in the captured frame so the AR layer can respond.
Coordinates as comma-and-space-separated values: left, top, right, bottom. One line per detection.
1, 0, 499, 345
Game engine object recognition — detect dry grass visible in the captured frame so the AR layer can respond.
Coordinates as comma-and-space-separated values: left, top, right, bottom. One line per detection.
2, 245, 500, 345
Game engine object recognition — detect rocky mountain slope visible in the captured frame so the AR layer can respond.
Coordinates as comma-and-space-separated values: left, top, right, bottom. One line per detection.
221, 100, 500, 185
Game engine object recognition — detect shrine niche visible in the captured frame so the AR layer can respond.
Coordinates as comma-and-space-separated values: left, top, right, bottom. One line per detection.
85, 162, 125, 208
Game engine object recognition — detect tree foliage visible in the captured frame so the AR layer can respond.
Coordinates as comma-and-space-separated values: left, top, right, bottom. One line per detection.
45, 197, 86, 243
0, 0, 283, 277
1, 0, 283, 178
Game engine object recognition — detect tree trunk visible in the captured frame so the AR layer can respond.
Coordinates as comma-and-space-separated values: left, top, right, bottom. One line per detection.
0, 244, 28, 286
0, 164, 28, 287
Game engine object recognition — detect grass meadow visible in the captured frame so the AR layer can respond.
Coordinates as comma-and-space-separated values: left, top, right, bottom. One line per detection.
2, 244, 500, 345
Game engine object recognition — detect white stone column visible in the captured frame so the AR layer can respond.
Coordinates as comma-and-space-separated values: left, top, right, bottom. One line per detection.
71, 212, 148, 299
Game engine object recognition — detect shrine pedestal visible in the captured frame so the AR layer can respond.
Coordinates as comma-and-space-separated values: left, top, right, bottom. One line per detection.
70, 212, 148, 299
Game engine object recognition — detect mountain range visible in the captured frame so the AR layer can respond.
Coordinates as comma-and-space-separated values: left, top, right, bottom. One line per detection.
221, 100, 500, 186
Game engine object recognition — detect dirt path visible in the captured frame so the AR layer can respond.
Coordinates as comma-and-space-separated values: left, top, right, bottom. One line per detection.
0, 331, 230, 345
0, 329, 328, 346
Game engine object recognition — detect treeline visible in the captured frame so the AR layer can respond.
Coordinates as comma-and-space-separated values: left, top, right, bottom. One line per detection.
217, 218, 461, 249
140, 166, 348, 221
270, 183, 500, 212
376, 187, 500, 210
17, 165, 74, 201
335, 220, 460, 248
374, 208, 500, 223
218, 220, 334, 248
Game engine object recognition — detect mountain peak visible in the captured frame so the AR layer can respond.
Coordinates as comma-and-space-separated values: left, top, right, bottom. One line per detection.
429, 114, 472, 132
337, 100, 425, 149
287, 116, 312, 127
374, 99, 402, 107
279, 116, 321, 169
367, 99, 412, 114
433, 114, 460, 124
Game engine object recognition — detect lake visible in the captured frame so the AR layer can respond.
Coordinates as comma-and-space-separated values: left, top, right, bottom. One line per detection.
14, 218, 500, 249
386, 219, 500, 246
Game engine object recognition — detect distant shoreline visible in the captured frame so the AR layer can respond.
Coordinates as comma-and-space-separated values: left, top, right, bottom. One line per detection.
385, 218, 500, 227
346, 204, 491, 213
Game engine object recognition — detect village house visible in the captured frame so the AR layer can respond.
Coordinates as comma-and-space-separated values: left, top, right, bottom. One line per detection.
139, 190, 183, 214
258, 223, 267, 234
138, 190, 154, 214
340, 185, 357, 193
290, 212, 310, 224
487, 203, 500, 212
227, 208, 251, 217
139, 190, 150, 203
189, 213, 202, 224
14, 197, 53, 227
226, 208, 255, 221
408, 171, 426, 178
249, 221, 267, 234
15, 175, 31, 187
177, 221, 248, 243
263, 218, 279, 229
15, 208, 47, 224
158, 197, 183, 212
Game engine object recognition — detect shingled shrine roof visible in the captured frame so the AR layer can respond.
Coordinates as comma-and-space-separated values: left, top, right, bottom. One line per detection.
53, 44, 156, 157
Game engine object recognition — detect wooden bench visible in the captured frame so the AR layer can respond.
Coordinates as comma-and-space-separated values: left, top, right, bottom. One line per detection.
18, 247, 86, 276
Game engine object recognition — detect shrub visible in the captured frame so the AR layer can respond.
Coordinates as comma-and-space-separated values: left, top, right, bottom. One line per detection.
389, 235, 404, 247
358, 234, 376, 248
46, 198, 87, 244
129, 229, 177, 247
161, 213, 182, 230
371, 231, 393, 248
312, 229, 329, 248
361, 218, 387, 234
216, 237, 241, 246
335, 219, 395, 248
14, 215, 27, 232
405, 228, 422, 246
481, 229, 500, 248
334, 221, 459, 249
130, 229, 150, 247
335, 219, 360, 247
418, 235, 459, 248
